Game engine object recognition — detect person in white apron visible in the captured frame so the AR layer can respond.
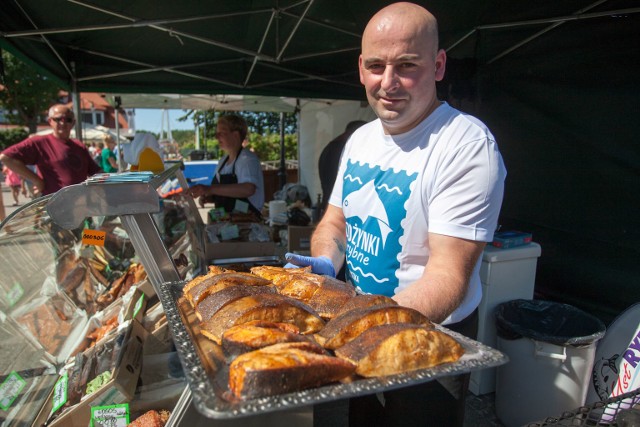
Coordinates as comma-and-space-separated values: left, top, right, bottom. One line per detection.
187, 115, 264, 217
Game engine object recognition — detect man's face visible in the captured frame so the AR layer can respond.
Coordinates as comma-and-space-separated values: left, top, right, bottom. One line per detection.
359, 20, 446, 135
48, 107, 75, 139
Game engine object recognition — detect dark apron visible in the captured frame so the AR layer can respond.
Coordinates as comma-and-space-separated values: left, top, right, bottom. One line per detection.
210, 148, 262, 217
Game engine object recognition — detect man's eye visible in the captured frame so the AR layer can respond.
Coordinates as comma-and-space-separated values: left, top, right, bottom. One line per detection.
367, 64, 384, 72
399, 62, 417, 69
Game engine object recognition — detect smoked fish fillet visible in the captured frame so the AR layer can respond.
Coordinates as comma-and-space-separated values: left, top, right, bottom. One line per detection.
335, 294, 397, 317
195, 283, 277, 322
278, 275, 356, 319
184, 272, 272, 308
250, 265, 311, 287
228, 342, 356, 399
316, 304, 432, 349
221, 320, 314, 357
334, 323, 464, 377
200, 293, 324, 344
182, 265, 229, 295
251, 266, 356, 319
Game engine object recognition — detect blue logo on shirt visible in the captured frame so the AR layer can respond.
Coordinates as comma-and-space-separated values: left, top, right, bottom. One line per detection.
342, 159, 417, 295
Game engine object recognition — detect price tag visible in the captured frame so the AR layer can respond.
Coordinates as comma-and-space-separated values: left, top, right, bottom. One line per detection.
133, 294, 144, 318
234, 199, 249, 213
6, 282, 24, 307
50, 374, 68, 414
82, 229, 107, 247
90, 403, 129, 427
0, 371, 26, 411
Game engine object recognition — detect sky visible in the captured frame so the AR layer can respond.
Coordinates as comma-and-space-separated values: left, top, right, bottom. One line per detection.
132, 108, 195, 134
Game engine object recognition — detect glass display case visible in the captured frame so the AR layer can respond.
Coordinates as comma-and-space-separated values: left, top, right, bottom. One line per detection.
0, 163, 203, 426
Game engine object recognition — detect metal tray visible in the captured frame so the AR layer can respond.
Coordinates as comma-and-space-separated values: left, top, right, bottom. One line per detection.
157, 280, 508, 419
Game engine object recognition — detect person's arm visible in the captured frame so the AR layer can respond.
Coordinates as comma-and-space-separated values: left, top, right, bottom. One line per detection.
392, 233, 486, 323
107, 156, 118, 169
188, 182, 256, 199
310, 204, 348, 272
0, 153, 44, 194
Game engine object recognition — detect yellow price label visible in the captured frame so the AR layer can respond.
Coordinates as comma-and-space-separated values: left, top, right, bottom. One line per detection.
82, 229, 107, 247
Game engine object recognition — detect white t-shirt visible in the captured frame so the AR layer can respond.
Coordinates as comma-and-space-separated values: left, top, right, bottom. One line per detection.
329, 102, 506, 324
216, 148, 265, 211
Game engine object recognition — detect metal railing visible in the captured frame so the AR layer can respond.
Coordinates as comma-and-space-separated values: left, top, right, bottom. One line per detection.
261, 159, 298, 170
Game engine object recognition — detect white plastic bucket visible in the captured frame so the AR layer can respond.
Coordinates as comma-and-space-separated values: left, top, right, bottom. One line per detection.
495, 335, 599, 426
494, 300, 606, 426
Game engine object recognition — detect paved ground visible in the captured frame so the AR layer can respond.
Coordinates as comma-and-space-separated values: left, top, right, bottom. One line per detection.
465, 392, 504, 426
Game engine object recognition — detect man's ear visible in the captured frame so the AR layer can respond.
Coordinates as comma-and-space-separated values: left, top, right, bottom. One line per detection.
435, 49, 447, 81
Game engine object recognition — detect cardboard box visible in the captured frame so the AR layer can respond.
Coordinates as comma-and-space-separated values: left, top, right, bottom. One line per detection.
491, 231, 533, 249
34, 320, 148, 427
287, 226, 316, 253
205, 241, 277, 261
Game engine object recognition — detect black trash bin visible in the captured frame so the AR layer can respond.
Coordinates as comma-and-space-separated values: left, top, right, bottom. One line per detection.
494, 299, 606, 427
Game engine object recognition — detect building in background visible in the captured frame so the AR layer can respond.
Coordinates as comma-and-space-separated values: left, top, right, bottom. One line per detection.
0, 92, 130, 135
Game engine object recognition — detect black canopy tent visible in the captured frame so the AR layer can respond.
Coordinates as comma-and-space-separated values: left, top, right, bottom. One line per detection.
1, 0, 639, 325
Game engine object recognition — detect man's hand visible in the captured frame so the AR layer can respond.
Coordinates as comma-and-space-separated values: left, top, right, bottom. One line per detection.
284, 253, 336, 277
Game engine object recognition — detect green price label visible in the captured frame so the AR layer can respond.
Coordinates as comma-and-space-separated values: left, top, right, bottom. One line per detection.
0, 371, 26, 411
133, 294, 144, 318
6, 282, 24, 307
90, 403, 129, 427
51, 374, 68, 414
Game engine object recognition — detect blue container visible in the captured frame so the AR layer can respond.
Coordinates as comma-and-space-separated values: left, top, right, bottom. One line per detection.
183, 161, 218, 187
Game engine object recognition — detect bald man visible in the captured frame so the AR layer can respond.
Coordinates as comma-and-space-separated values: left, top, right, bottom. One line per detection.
0, 104, 102, 196
287, 3, 507, 426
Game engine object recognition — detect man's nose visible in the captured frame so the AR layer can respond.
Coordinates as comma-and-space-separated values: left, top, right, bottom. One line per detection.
381, 65, 400, 92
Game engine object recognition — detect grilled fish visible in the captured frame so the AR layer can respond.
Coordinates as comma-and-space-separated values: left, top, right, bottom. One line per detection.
334, 323, 464, 377
200, 293, 324, 344
228, 342, 356, 399
184, 272, 272, 308
195, 284, 276, 322
336, 294, 397, 316
250, 265, 311, 287
316, 304, 432, 349
221, 320, 313, 357
251, 266, 355, 319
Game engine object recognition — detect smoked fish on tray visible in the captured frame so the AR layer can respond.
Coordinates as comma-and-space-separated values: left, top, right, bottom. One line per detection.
200, 293, 325, 344
334, 323, 464, 377
316, 304, 432, 350
228, 341, 356, 399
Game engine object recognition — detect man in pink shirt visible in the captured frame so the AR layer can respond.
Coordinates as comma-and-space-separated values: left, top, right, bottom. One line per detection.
0, 104, 102, 196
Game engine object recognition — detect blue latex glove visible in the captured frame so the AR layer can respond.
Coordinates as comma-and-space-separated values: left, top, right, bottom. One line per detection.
284, 252, 336, 277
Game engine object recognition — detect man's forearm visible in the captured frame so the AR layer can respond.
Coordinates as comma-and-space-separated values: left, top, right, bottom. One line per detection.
310, 205, 347, 270
393, 272, 467, 324
0, 155, 42, 190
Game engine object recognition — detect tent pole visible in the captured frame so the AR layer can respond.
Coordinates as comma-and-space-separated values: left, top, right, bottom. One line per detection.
113, 96, 122, 171
70, 62, 83, 143
278, 112, 286, 190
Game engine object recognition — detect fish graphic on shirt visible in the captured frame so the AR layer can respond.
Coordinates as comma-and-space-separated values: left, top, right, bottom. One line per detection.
344, 180, 392, 247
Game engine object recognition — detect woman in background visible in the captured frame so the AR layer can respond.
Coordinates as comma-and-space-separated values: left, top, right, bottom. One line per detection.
187, 114, 264, 217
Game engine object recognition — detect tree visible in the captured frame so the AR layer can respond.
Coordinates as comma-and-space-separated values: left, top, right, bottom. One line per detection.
0, 50, 62, 133
177, 109, 298, 161
178, 109, 297, 137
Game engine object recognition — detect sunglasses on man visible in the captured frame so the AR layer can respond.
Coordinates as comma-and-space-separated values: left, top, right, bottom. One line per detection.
50, 116, 74, 124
